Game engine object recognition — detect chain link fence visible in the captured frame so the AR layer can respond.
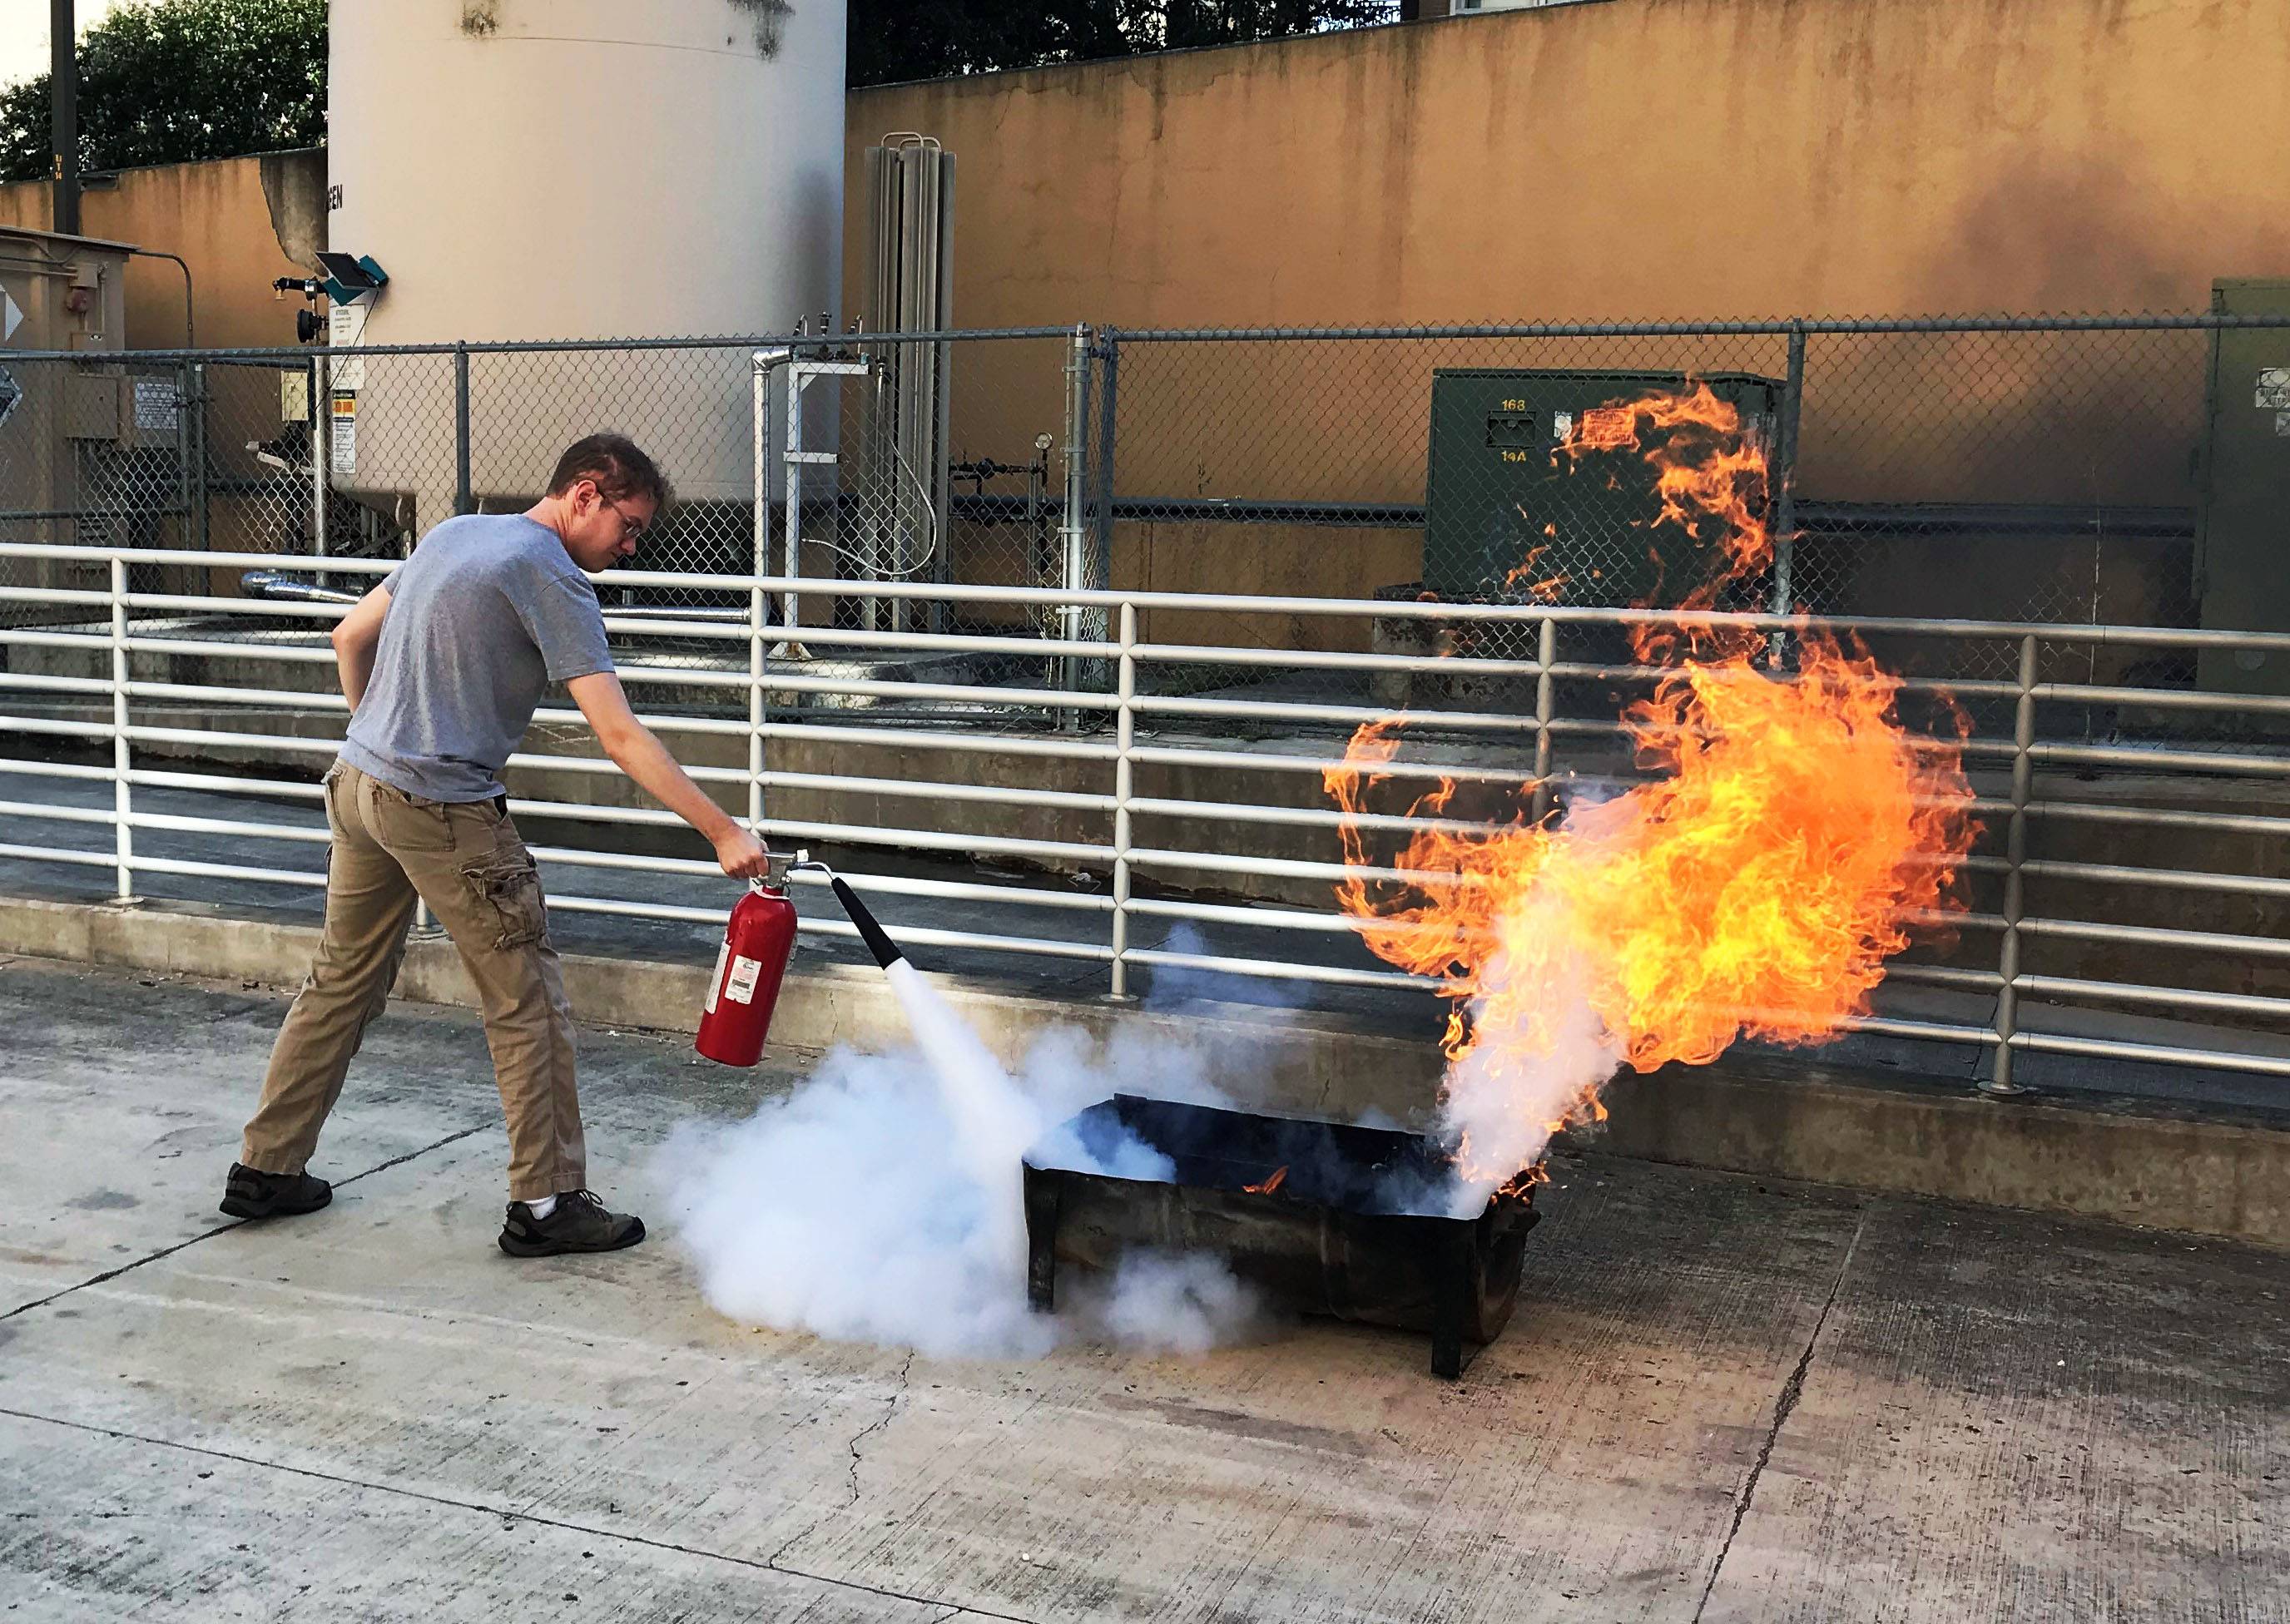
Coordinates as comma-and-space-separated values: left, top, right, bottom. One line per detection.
0, 315, 2253, 709
1103, 322, 2223, 691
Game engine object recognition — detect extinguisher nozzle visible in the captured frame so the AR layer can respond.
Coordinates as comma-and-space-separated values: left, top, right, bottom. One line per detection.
830, 876, 907, 970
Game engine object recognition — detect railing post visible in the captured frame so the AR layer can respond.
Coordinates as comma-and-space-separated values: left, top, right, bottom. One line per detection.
1768, 320, 1806, 666
109, 555, 131, 902
454, 342, 473, 516
1110, 600, 1137, 1000
1531, 615, 1558, 825
1983, 631, 2040, 1095
308, 353, 328, 589
749, 353, 770, 840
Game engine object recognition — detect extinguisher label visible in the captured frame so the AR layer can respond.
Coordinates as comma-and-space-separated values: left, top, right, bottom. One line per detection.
705, 941, 731, 1015
726, 955, 766, 1004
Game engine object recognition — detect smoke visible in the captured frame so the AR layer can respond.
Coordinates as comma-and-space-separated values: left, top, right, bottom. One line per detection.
1140, 923, 1311, 1013
658, 957, 1265, 1359
1434, 916, 1623, 1219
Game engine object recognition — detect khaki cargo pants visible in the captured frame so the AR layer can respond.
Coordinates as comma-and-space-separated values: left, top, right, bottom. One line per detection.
240, 761, 585, 1201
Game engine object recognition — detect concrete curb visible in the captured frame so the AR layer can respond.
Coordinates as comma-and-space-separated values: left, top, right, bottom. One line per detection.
5, 892, 2283, 1249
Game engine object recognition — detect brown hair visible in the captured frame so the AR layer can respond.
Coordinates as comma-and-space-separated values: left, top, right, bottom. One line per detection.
547, 433, 672, 508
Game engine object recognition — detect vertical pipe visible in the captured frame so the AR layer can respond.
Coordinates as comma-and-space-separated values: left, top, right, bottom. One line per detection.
783, 364, 805, 640
1091, 330, 1119, 681
753, 349, 770, 624
749, 354, 769, 840
929, 151, 957, 637
862, 145, 896, 639
50, 0, 78, 236
453, 342, 473, 516
1768, 321, 1806, 666
895, 153, 929, 637
1530, 615, 1557, 825
1110, 601, 1137, 1001
1984, 631, 2040, 1096
109, 554, 130, 900
309, 353, 327, 585
1057, 325, 1089, 725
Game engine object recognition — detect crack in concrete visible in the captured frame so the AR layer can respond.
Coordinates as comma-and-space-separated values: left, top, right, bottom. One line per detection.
0, 1404, 1037, 1623
0, 1124, 488, 1325
766, 1349, 918, 1569
1691, 1204, 1870, 1622
845, 1349, 918, 1507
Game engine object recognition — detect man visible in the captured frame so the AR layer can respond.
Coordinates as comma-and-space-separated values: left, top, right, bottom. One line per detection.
220, 433, 769, 1256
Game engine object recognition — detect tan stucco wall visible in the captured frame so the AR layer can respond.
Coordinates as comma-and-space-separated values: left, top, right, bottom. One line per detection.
0, 151, 320, 349
844, 0, 2288, 616
845, 0, 2290, 327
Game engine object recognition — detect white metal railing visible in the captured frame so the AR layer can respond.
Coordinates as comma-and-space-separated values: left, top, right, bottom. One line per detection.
5, 539, 2290, 1093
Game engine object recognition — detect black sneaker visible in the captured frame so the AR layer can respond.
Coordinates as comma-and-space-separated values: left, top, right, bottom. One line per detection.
498, 1190, 646, 1258
219, 1162, 333, 1220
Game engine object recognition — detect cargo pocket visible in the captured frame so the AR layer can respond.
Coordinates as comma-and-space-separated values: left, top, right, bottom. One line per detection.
461, 850, 548, 950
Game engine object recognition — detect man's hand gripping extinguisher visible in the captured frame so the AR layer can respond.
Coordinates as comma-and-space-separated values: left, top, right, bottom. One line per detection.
695, 848, 817, 1067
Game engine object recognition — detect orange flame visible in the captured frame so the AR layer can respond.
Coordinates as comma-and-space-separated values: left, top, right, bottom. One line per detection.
1242, 1166, 1289, 1196
1501, 538, 1571, 603
1329, 380, 1976, 1194
1558, 381, 1776, 659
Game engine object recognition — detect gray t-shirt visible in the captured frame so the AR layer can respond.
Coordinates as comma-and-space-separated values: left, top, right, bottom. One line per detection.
338, 512, 614, 802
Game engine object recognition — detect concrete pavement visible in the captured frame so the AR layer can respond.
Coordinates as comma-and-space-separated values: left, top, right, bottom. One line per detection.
2, 957, 2285, 1621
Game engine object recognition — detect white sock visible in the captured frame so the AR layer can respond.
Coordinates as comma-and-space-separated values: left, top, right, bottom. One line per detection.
523, 1194, 558, 1220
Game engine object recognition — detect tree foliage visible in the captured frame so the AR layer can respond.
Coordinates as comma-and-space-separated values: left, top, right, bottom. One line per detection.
0, 0, 325, 184
0, 0, 1390, 186
848, 0, 1399, 88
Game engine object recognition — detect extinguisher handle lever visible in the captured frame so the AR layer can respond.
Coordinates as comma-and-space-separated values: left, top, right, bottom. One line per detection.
756, 846, 829, 892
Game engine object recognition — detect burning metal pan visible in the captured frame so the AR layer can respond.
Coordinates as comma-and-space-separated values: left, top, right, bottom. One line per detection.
1023, 1094, 1539, 1378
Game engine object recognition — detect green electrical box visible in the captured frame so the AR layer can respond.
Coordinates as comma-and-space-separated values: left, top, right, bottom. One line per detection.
2194, 280, 2290, 699
1421, 369, 1784, 604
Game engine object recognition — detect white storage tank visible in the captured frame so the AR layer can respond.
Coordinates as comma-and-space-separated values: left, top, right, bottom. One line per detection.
326, 0, 846, 515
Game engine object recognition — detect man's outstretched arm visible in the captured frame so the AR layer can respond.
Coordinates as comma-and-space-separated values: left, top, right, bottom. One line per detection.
567, 671, 769, 878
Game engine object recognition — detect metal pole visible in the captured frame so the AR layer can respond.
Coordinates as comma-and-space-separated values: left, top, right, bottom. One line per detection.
1768, 321, 1807, 666
783, 363, 805, 641
1057, 325, 1090, 725
750, 345, 793, 644
50, 0, 78, 237
1531, 616, 1557, 825
109, 554, 130, 899
1092, 329, 1119, 686
749, 354, 769, 841
309, 354, 327, 586
173, 362, 193, 557
1110, 600, 1136, 1000
187, 360, 208, 552
1983, 631, 2040, 1096
453, 343, 473, 515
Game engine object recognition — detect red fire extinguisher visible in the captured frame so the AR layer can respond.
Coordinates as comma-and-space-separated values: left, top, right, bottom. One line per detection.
695, 851, 809, 1067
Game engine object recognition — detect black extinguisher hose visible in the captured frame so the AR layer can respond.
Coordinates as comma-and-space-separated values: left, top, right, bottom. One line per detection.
829, 875, 908, 970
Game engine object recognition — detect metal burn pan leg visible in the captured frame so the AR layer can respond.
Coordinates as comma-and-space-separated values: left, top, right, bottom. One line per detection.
1024, 1171, 1062, 1313
1430, 1223, 1472, 1380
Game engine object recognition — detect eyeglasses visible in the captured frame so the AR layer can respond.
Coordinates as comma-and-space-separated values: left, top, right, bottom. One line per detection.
594, 490, 649, 544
